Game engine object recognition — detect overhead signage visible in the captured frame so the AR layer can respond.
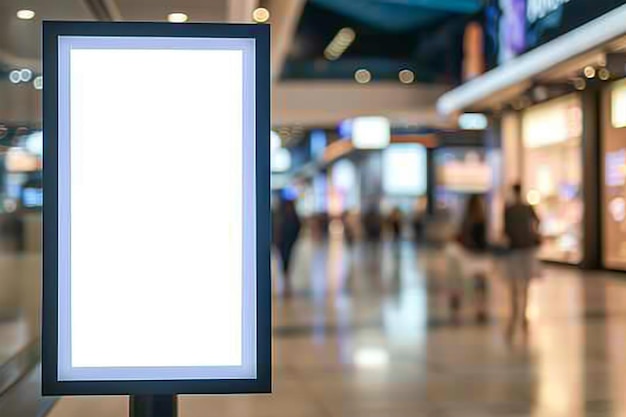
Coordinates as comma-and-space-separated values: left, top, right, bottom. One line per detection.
527, 0, 573, 23
487, 0, 624, 66
42, 21, 271, 397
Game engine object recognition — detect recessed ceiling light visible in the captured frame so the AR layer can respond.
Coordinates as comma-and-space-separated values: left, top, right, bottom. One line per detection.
33, 76, 43, 90
252, 7, 270, 23
19, 69, 33, 83
573, 77, 586, 90
324, 27, 356, 61
398, 69, 415, 84
583, 66, 596, 78
9, 70, 21, 84
17, 9, 35, 20
354, 69, 371, 84
167, 12, 188, 23
598, 67, 611, 81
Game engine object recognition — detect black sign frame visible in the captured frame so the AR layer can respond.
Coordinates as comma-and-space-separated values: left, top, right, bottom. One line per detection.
42, 21, 271, 396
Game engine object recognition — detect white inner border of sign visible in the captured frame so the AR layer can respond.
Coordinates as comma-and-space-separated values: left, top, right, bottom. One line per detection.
57, 36, 257, 381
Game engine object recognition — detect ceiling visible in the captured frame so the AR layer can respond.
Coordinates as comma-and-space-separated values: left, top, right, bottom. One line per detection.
0, 0, 230, 69
282, 0, 481, 82
0, 0, 92, 65
310, 0, 481, 32
0, 0, 460, 127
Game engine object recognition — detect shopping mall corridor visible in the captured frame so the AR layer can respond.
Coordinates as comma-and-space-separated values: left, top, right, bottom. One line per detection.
37, 236, 626, 417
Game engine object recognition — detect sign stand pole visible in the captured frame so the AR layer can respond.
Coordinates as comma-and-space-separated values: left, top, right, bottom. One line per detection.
130, 395, 177, 417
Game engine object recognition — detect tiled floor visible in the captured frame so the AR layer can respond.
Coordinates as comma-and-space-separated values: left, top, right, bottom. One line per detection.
44, 238, 626, 417
0, 253, 40, 367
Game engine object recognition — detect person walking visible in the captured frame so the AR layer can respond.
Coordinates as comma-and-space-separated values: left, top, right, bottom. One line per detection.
504, 183, 541, 341
274, 198, 301, 295
389, 207, 403, 243
455, 194, 489, 322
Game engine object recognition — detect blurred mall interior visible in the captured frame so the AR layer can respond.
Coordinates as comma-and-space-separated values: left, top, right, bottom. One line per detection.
3, 0, 626, 416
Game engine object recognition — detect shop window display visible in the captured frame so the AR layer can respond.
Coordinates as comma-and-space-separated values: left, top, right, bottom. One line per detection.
522, 95, 583, 263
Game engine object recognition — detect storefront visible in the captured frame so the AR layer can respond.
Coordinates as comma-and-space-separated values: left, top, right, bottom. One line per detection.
438, 2, 626, 268
521, 95, 583, 263
602, 79, 626, 269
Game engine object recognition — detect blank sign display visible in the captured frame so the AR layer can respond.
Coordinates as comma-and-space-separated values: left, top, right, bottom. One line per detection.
56, 36, 256, 382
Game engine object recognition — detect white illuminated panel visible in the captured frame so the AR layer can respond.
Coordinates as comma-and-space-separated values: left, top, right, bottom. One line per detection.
352, 116, 390, 149
612, 80, 626, 128
458, 113, 488, 130
382, 144, 427, 196
271, 147, 291, 172
57, 36, 256, 381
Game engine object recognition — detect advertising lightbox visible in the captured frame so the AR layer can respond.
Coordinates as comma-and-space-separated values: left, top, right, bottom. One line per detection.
42, 22, 271, 396
352, 117, 390, 149
382, 144, 427, 196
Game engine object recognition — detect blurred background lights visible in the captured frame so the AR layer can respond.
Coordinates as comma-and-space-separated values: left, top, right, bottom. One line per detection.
33, 76, 43, 90
252, 7, 270, 23
167, 12, 188, 23
583, 66, 596, 78
16, 9, 35, 20
398, 69, 415, 84
458, 113, 488, 130
271, 148, 292, 173
19, 69, 32, 83
354, 348, 390, 369
324, 27, 356, 61
24, 131, 43, 155
599, 67, 611, 80
573, 77, 586, 90
527, 189, 541, 206
9, 70, 21, 84
354, 68, 371, 84
532, 85, 549, 102
270, 130, 282, 154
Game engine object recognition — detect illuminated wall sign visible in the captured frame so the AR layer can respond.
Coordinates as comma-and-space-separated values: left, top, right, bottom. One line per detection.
522, 94, 582, 148
458, 113, 488, 130
527, 0, 573, 23
352, 116, 390, 149
611, 80, 626, 128
382, 144, 427, 196
42, 22, 271, 396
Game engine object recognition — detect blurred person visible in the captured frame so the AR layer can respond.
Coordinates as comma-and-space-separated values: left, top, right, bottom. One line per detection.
362, 204, 383, 242
412, 208, 425, 243
362, 204, 383, 276
504, 183, 541, 341
454, 194, 489, 322
1, 202, 25, 252
388, 207, 403, 243
342, 210, 355, 247
273, 198, 301, 295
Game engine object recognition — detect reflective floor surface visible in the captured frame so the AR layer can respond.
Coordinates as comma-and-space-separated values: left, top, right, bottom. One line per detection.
45, 238, 626, 417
